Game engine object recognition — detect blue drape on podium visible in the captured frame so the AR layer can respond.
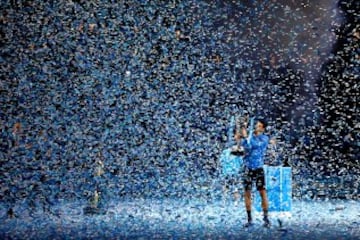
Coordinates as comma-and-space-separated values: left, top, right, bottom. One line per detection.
255, 166, 292, 212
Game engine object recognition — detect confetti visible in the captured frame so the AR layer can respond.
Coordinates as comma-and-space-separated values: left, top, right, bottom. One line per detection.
0, 0, 359, 239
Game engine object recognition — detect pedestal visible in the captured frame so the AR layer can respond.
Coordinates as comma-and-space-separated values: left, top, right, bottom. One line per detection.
255, 166, 292, 212
219, 148, 243, 177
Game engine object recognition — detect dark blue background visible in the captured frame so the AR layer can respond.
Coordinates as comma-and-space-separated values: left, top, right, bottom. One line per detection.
0, 0, 358, 205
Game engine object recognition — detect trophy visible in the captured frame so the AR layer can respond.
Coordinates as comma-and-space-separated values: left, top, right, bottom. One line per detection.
230, 114, 249, 156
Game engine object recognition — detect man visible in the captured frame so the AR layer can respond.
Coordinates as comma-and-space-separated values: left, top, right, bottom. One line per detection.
239, 118, 270, 228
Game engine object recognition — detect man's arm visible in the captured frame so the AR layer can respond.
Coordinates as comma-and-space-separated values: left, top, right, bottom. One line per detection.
240, 127, 252, 150
242, 133, 269, 149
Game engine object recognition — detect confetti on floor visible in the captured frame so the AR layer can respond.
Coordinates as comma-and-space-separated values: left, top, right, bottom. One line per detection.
0, 199, 359, 239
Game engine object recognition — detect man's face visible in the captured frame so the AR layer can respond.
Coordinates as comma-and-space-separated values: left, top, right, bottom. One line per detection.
255, 121, 265, 133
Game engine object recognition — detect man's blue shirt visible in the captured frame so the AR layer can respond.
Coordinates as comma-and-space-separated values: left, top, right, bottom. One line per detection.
242, 133, 269, 169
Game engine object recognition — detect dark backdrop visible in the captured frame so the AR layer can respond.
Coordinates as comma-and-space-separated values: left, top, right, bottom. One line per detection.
0, 0, 358, 203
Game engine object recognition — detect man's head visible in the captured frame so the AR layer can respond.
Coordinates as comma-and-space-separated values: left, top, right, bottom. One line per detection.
255, 118, 267, 134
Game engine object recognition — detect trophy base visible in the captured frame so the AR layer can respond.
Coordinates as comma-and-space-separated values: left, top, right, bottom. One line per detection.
230, 145, 245, 156
83, 206, 107, 215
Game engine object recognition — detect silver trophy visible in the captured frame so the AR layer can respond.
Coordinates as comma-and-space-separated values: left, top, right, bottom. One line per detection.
230, 114, 249, 156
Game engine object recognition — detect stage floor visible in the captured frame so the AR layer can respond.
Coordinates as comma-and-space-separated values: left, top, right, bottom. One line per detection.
1, 198, 359, 239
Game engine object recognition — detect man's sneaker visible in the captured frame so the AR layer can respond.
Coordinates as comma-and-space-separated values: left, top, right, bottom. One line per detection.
263, 217, 271, 228
244, 221, 254, 228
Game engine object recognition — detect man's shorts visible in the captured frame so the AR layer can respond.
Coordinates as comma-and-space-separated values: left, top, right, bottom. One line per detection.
242, 167, 266, 191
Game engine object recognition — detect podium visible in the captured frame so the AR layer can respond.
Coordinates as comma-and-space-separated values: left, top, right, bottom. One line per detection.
219, 148, 243, 177
255, 166, 292, 212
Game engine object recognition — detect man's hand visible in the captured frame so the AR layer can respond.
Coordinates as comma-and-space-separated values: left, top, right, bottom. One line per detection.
234, 131, 242, 141
241, 127, 248, 138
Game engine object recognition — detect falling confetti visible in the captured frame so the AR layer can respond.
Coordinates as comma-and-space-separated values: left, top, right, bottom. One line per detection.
0, 0, 359, 239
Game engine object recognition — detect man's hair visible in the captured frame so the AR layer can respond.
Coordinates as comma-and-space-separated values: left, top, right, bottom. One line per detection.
257, 117, 267, 130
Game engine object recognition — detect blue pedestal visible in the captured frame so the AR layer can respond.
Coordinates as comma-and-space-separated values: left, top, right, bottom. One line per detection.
219, 148, 243, 177
255, 166, 292, 212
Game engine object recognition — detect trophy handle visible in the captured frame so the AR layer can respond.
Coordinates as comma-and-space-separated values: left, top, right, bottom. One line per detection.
247, 117, 255, 143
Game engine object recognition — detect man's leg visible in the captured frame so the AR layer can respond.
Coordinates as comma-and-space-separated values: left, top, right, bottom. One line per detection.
243, 175, 253, 225
244, 190, 252, 224
259, 189, 269, 212
243, 168, 254, 227
259, 189, 270, 227
256, 168, 270, 227
257, 168, 270, 227
259, 189, 269, 222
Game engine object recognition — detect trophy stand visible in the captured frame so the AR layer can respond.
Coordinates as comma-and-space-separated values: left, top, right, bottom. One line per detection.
220, 113, 251, 204
84, 152, 107, 215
